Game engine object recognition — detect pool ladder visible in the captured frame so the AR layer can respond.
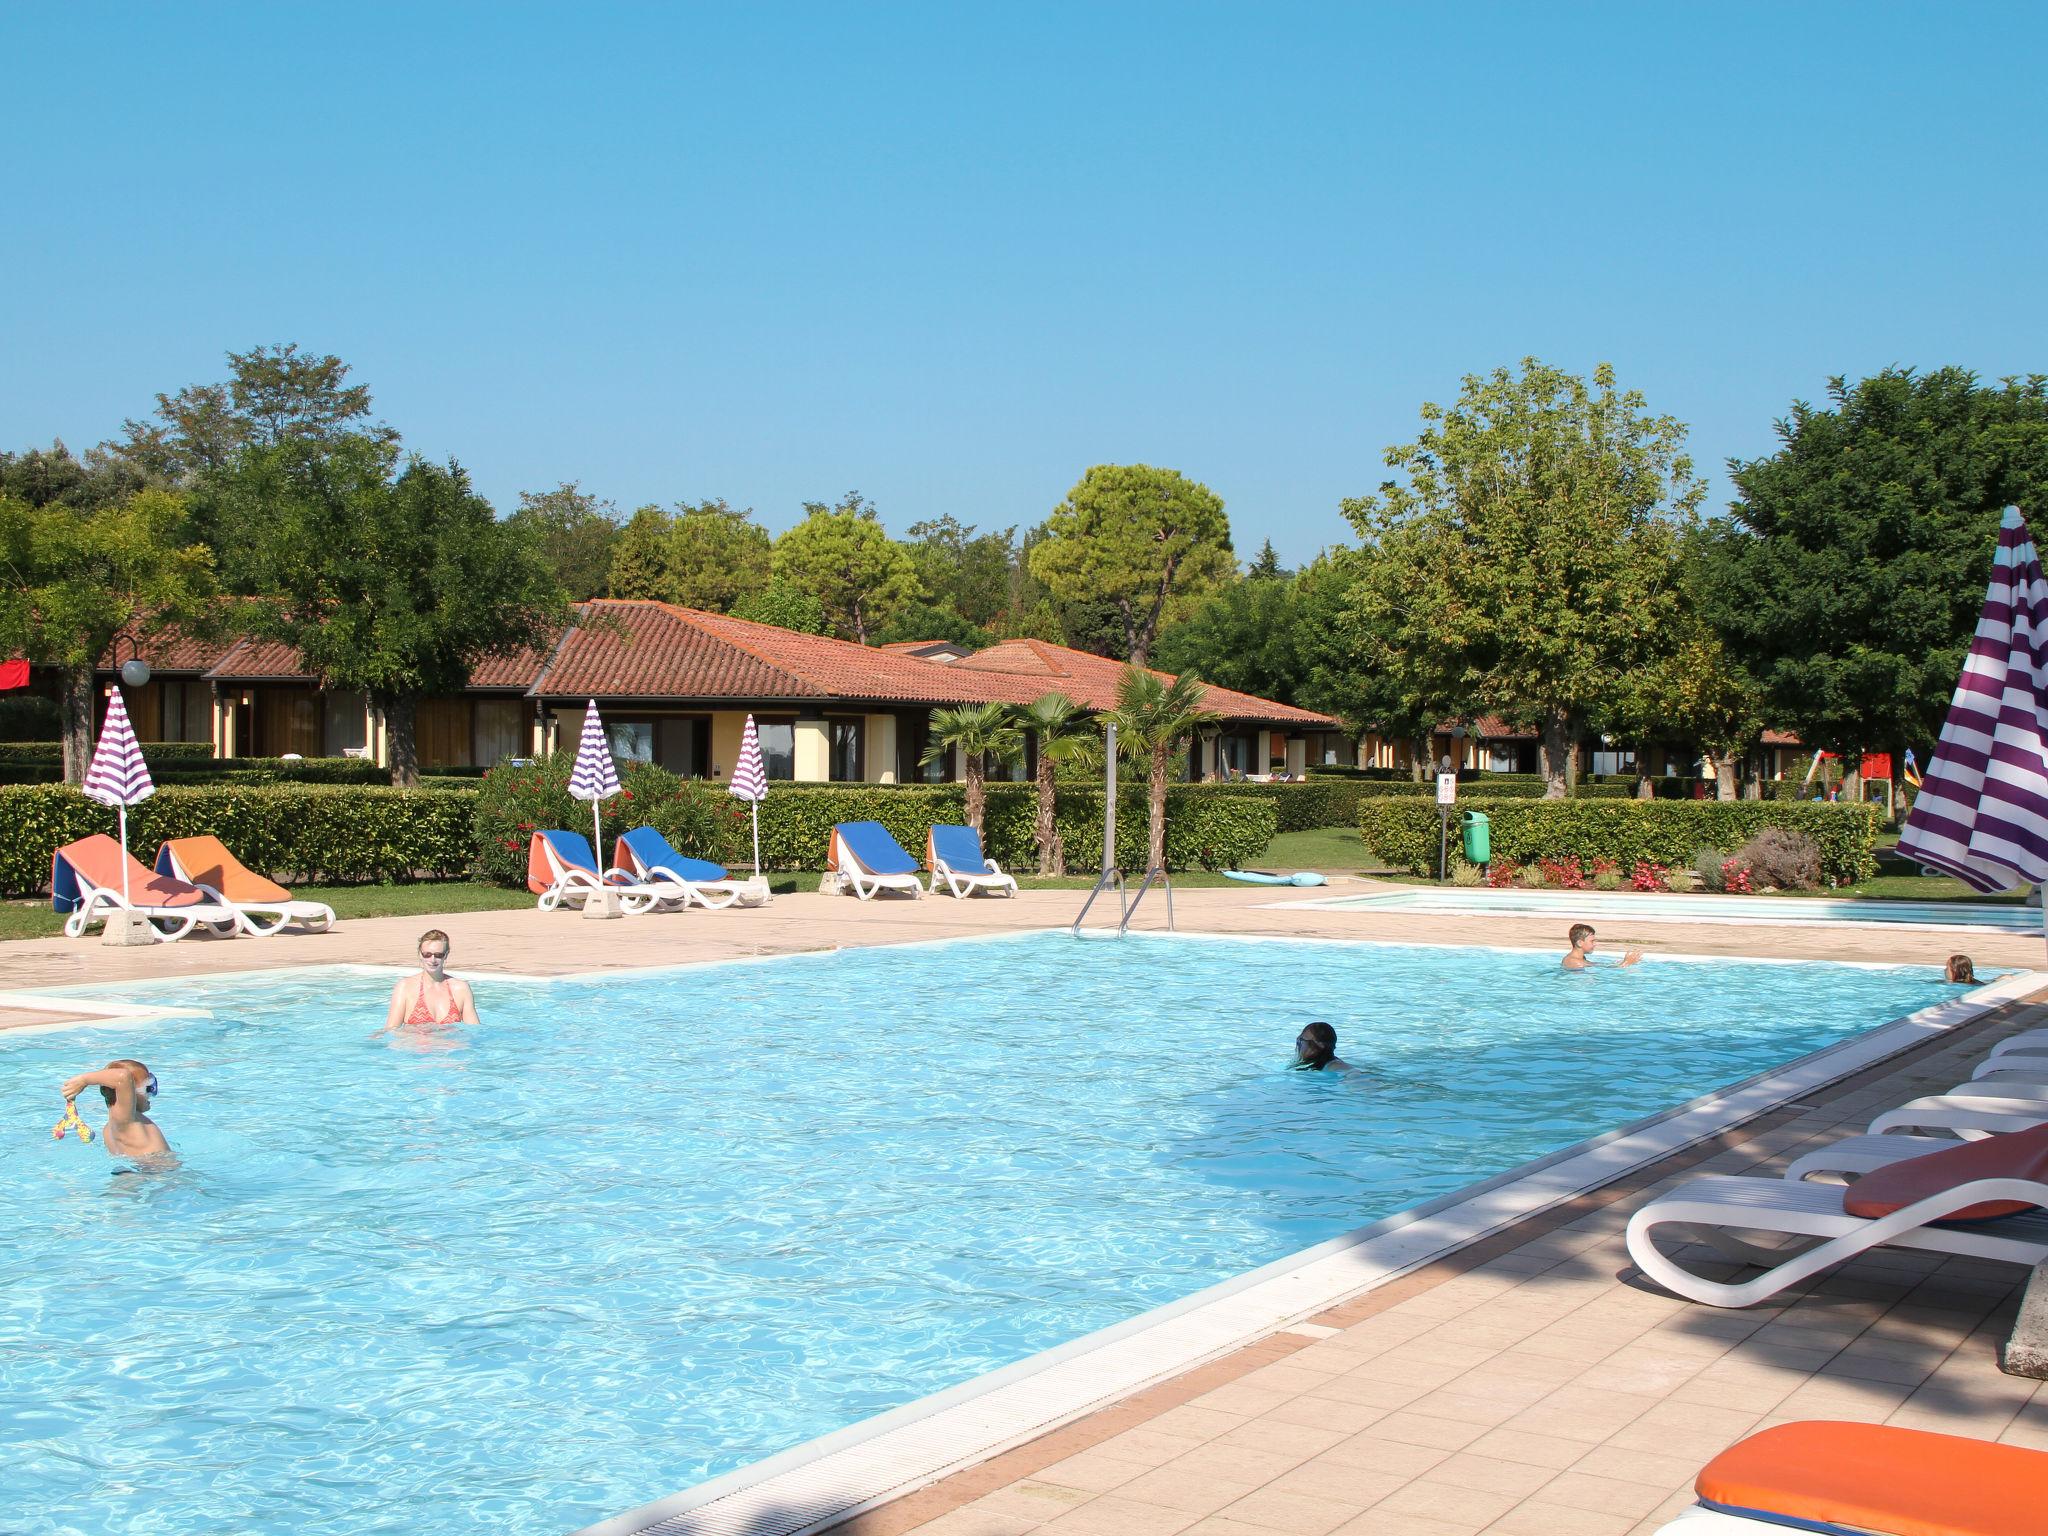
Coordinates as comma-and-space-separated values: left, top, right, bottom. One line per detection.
1071, 866, 1174, 937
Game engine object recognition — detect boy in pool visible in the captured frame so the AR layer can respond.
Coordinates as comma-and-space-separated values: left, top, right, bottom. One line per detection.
59, 1059, 169, 1159
1947, 954, 1978, 985
1292, 1022, 1354, 1073
1563, 924, 1642, 970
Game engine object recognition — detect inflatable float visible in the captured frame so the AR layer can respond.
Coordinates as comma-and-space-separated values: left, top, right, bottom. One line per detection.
1220, 870, 1328, 887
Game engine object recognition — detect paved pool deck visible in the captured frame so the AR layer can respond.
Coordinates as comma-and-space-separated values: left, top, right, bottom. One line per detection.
6, 880, 2046, 1536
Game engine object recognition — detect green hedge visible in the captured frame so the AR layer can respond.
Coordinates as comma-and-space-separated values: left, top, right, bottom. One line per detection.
1358, 797, 1882, 885
0, 785, 476, 896
1188, 780, 1365, 831
1351, 778, 1634, 801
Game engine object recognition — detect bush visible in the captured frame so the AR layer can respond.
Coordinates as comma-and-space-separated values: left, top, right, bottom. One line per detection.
1632, 861, 1670, 892
1192, 780, 1365, 831
1592, 869, 1623, 891
1722, 858, 1754, 894
1357, 797, 1880, 885
1450, 858, 1482, 886
0, 744, 401, 787
1485, 860, 1519, 887
472, 751, 749, 887
0, 784, 476, 896
1734, 826, 1823, 891
1514, 863, 1546, 888
1691, 847, 1726, 892
1538, 855, 1586, 889
1668, 867, 1700, 893
0, 697, 61, 740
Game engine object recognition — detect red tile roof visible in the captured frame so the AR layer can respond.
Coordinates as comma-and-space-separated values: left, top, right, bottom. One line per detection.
1761, 728, 1804, 746
951, 638, 1338, 726
1428, 715, 1538, 741
100, 619, 237, 675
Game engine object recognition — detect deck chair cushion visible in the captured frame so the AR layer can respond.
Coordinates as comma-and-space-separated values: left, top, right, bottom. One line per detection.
616, 826, 729, 883
1842, 1121, 2048, 1223
1696, 1420, 2047, 1536
52, 834, 211, 913
833, 821, 917, 875
528, 829, 604, 894
157, 836, 292, 904
928, 824, 988, 872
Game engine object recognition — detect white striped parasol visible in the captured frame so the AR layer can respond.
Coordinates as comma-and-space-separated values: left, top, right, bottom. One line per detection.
729, 714, 767, 876
568, 699, 621, 855
1899, 507, 2048, 955
82, 688, 154, 908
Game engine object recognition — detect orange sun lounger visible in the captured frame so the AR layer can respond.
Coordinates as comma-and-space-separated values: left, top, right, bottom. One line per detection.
155, 836, 336, 937
1658, 1420, 2047, 1534
51, 833, 236, 942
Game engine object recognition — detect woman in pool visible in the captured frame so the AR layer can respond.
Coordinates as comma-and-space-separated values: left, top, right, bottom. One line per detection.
384, 929, 481, 1030
1947, 954, 1978, 985
1291, 1022, 1354, 1073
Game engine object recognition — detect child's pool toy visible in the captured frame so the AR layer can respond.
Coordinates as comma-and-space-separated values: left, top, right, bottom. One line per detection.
1221, 870, 1328, 887
53, 1098, 93, 1144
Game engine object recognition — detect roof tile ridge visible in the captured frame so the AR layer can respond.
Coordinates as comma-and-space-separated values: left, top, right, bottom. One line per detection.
642, 599, 829, 697
526, 602, 589, 697
1021, 638, 1077, 678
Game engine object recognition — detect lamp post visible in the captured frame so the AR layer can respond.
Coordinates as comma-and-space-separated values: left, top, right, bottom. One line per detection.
102, 637, 151, 743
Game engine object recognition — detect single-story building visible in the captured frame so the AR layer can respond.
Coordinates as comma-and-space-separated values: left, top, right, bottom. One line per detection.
91, 601, 1340, 783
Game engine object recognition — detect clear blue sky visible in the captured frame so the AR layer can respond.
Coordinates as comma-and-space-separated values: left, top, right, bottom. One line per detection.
6, 2, 2043, 567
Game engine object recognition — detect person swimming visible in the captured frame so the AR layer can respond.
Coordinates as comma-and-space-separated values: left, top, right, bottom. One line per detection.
1947, 954, 1978, 985
1292, 1021, 1354, 1073
59, 1059, 170, 1160
1563, 923, 1642, 970
384, 928, 480, 1030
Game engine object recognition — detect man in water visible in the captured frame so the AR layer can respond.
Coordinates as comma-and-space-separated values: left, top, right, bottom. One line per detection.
1292, 1022, 1354, 1073
59, 1059, 170, 1159
1564, 924, 1642, 970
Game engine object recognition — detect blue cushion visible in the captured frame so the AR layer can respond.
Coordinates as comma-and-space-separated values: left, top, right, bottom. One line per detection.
620, 825, 729, 883
834, 820, 918, 876
539, 829, 600, 875
930, 823, 988, 872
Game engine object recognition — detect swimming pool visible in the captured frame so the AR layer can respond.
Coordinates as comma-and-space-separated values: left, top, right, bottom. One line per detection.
0, 933, 1974, 1536
1297, 887, 2042, 932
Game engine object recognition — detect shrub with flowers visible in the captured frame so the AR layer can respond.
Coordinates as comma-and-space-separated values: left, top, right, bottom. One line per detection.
1485, 859, 1521, 888
472, 749, 741, 887
1720, 858, 1754, 895
1590, 857, 1621, 881
1631, 861, 1671, 892
1537, 855, 1587, 890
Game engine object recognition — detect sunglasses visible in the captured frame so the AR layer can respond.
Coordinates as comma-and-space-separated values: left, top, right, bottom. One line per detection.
420, 950, 449, 961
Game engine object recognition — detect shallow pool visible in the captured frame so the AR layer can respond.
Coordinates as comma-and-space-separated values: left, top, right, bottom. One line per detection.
0, 933, 1967, 1535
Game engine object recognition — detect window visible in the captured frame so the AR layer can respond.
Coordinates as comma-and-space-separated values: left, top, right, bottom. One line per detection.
1591, 748, 1635, 777
757, 718, 796, 781
156, 680, 212, 744
324, 691, 368, 758
655, 716, 710, 777
1217, 733, 1256, 774
474, 699, 526, 767
607, 721, 655, 765
829, 718, 863, 781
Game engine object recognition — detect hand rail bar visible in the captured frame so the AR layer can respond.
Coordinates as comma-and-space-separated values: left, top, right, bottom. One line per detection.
1071, 867, 1127, 937
1119, 867, 1174, 934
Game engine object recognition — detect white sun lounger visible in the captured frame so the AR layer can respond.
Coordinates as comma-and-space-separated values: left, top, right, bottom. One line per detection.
1625, 1172, 2048, 1308
1869, 1093, 2048, 1139
925, 824, 1018, 899
828, 822, 925, 901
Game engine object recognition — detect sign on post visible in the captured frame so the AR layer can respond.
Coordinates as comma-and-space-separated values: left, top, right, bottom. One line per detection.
1436, 773, 1457, 806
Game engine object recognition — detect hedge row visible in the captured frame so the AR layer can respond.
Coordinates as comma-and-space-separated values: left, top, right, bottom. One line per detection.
1350, 779, 1634, 801
0, 740, 216, 767
0, 785, 476, 896
472, 752, 1279, 885
1358, 797, 1883, 885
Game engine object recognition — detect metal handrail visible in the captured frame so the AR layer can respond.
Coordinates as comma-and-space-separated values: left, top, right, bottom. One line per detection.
1072, 867, 1127, 936
1119, 866, 1174, 934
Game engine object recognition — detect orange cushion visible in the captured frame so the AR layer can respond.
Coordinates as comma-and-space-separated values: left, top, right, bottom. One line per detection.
1699, 1421, 2048, 1536
165, 836, 292, 904
1842, 1121, 2048, 1222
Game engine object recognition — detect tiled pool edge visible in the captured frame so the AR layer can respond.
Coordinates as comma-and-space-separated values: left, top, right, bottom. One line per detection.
572, 967, 2043, 1536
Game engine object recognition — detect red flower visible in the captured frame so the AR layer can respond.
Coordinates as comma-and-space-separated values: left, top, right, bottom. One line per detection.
620, 789, 634, 801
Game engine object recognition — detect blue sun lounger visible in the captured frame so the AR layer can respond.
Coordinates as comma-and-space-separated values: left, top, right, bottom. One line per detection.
613, 827, 761, 910
828, 821, 924, 900
925, 823, 1018, 898
526, 829, 666, 914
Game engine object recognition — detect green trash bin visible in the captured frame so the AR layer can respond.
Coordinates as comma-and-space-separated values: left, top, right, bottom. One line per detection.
1462, 810, 1491, 865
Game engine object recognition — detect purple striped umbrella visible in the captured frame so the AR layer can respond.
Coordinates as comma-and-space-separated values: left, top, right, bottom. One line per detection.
1899, 507, 2048, 950
728, 714, 767, 876
82, 687, 154, 908
567, 699, 621, 857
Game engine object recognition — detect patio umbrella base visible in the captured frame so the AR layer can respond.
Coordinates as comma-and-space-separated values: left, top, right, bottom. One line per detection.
100, 910, 156, 947
581, 889, 623, 921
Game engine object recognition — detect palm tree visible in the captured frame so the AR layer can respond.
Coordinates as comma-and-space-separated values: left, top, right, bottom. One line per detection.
1014, 691, 1094, 875
1103, 668, 1220, 875
922, 701, 1022, 834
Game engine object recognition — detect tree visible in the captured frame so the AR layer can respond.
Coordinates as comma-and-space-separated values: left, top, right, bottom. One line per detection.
1103, 668, 1220, 874
1015, 692, 1095, 874
730, 579, 828, 634
109, 343, 398, 489
1341, 359, 1704, 796
1153, 576, 1308, 707
1697, 368, 2048, 781
607, 505, 676, 599
507, 483, 622, 601
922, 701, 1022, 833
0, 489, 213, 781
668, 500, 771, 611
870, 601, 993, 650
218, 440, 569, 786
772, 492, 920, 643
905, 515, 1019, 630
1029, 465, 1235, 666
0, 441, 148, 510
1247, 539, 1289, 581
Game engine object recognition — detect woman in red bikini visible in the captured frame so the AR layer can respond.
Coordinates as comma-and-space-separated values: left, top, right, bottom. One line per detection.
383, 929, 481, 1030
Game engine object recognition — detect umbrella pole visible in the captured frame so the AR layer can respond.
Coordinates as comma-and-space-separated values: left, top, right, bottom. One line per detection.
592, 798, 604, 868
118, 803, 130, 906
752, 802, 760, 879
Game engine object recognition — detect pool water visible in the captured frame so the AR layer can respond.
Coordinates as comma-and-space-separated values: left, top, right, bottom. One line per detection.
1302, 888, 2040, 930
0, 933, 1966, 1535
